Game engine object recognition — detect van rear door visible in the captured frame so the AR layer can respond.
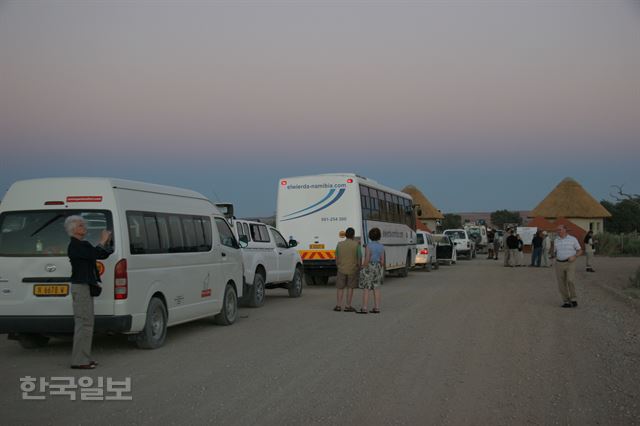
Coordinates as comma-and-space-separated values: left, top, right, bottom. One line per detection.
0, 210, 116, 317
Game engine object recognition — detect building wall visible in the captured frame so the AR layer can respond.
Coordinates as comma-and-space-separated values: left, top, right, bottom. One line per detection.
568, 218, 604, 235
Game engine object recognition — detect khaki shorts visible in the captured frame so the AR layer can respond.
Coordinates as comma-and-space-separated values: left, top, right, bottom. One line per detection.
336, 271, 359, 289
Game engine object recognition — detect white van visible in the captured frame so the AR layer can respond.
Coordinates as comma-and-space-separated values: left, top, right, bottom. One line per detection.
0, 178, 243, 349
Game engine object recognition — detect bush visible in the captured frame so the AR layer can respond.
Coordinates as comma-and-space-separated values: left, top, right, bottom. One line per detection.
596, 232, 640, 256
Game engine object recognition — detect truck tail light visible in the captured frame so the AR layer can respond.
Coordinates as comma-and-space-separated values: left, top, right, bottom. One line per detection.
420, 249, 428, 255
114, 259, 128, 300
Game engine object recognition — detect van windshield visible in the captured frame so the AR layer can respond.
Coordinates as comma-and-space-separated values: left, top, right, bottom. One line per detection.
0, 210, 113, 257
416, 234, 424, 244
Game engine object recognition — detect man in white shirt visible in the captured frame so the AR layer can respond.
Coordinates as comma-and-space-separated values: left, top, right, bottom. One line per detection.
553, 225, 583, 308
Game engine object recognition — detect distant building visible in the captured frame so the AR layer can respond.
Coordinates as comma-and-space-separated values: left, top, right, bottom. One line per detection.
401, 185, 444, 232
530, 177, 611, 234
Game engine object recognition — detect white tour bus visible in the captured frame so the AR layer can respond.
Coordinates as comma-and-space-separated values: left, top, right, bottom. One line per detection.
0, 178, 243, 349
276, 173, 417, 285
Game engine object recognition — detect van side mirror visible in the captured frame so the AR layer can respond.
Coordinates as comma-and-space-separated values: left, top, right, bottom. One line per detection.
238, 239, 248, 249
288, 239, 298, 248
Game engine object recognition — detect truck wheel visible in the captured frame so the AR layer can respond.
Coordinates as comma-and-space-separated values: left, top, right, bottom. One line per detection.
247, 272, 266, 308
136, 297, 167, 349
214, 283, 238, 326
18, 333, 50, 349
288, 266, 303, 298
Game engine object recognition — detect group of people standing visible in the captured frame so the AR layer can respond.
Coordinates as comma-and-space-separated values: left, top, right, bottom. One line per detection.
334, 227, 385, 314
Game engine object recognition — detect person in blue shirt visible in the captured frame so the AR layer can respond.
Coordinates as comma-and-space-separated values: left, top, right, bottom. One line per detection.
357, 228, 385, 314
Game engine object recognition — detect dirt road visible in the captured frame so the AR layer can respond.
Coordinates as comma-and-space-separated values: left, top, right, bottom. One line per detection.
1, 257, 639, 425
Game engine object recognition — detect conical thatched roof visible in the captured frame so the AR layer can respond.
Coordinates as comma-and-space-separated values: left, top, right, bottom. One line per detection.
402, 185, 444, 219
531, 177, 611, 218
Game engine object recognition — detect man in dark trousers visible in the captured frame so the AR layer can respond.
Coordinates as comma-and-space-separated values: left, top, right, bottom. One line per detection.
530, 230, 543, 267
506, 230, 519, 267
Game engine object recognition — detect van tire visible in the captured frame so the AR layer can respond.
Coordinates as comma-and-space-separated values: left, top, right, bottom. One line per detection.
288, 266, 303, 298
18, 333, 50, 349
215, 284, 238, 326
136, 297, 168, 349
247, 272, 266, 308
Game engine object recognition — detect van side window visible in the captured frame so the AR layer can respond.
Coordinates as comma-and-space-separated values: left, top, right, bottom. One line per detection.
181, 217, 198, 251
144, 215, 161, 253
215, 218, 237, 248
243, 223, 250, 241
127, 211, 211, 255
168, 215, 185, 252
202, 217, 212, 250
127, 213, 146, 254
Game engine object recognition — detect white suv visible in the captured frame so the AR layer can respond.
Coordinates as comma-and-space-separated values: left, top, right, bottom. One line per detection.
232, 219, 304, 307
444, 229, 476, 259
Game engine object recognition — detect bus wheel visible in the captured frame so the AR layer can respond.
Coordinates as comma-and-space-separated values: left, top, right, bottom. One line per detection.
215, 283, 238, 326
18, 333, 50, 349
288, 266, 303, 298
399, 253, 410, 277
247, 272, 266, 308
136, 297, 168, 349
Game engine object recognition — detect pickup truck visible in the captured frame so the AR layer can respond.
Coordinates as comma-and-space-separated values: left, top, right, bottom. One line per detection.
443, 228, 476, 260
231, 219, 304, 307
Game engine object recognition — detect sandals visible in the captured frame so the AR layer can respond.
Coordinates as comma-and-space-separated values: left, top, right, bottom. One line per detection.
371, 308, 380, 314
355, 308, 368, 314
333, 306, 342, 312
343, 306, 356, 312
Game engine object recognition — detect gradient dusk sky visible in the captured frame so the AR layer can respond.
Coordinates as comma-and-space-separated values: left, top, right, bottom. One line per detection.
1, 1, 639, 216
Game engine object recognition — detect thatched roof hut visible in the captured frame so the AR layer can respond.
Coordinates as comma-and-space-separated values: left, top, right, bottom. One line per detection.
402, 185, 443, 219
531, 177, 611, 234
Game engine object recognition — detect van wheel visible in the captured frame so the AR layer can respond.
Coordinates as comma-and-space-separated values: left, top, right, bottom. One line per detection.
18, 333, 50, 349
136, 297, 167, 349
247, 273, 266, 308
215, 284, 238, 326
288, 266, 303, 298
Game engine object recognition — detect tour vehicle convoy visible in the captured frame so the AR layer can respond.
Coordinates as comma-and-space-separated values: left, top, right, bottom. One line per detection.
415, 230, 438, 271
228, 218, 304, 307
0, 177, 243, 349
276, 173, 418, 285
444, 228, 476, 259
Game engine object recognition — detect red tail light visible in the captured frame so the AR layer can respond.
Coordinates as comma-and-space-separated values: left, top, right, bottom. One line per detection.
114, 259, 128, 300
420, 249, 429, 255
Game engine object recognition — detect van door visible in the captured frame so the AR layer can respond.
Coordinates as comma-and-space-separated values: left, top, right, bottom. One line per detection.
0, 209, 115, 318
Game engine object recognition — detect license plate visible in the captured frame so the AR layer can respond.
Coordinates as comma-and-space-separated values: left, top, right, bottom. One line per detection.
309, 244, 325, 249
33, 284, 69, 297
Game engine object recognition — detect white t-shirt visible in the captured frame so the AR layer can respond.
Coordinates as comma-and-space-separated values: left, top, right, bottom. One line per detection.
554, 235, 581, 261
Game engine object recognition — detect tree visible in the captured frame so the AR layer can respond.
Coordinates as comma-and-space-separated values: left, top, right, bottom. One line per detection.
441, 213, 462, 230
490, 210, 522, 230
601, 199, 640, 233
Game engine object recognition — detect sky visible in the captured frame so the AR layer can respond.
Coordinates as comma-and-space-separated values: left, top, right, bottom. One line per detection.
1, 0, 639, 216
